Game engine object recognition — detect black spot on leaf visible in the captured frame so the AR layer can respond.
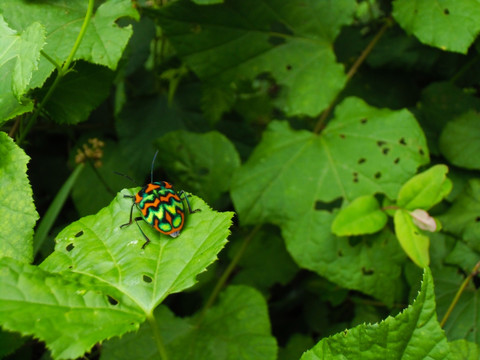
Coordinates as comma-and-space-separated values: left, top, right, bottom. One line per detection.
360, 118, 367, 124
107, 296, 119, 306
338, 250, 343, 257
419, 148, 425, 156
358, 158, 366, 164
362, 267, 374, 275
377, 140, 386, 147
66, 243, 74, 252
143, 275, 153, 283
475, 216, 480, 222
374, 172, 382, 179
286, 65, 292, 71
394, 158, 400, 164
444, 8, 450, 15
399, 138, 407, 145
382, 148, 390, 155
75, 231, 84, 237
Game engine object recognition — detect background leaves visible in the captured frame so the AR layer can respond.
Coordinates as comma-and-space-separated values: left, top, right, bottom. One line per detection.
1, 0, 480, 359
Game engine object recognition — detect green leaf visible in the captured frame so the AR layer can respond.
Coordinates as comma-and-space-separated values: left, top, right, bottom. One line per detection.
1, 0, 138, 89
155, 131, 241, 206
397, 164, 452, 210
394, 209, 429, 267
439, 111, 480, 170
156, 0, 356, 116
301, 268, 450, 359
102, 285, 277, 360
449, 340, 480, 360
42, 192, 234, 312
0, 257, 144, 360
331, 195, 387, 236
434, 267, 480, 346
228, 229, 298, 292
0, 132, 39, 263
439, 179, 480, 252
43, 62, 114, 124
0, 16, 44, 122
232, 97, 427, 301
192, 0, 224, 4
393, 0, 480, 54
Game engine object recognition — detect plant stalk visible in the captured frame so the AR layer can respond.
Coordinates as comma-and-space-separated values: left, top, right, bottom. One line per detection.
313, 17, 392, 134
147, 312, 169, 360
439, 260, 480, 328
33, 163, 85, 256
17, 0, 95, 144
196, 224, 262, 325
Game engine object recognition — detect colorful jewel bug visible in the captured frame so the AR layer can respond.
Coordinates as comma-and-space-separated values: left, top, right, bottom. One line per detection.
119, 151, 199, 249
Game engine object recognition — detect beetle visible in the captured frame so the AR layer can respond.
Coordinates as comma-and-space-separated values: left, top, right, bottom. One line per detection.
119, 150, 199, 249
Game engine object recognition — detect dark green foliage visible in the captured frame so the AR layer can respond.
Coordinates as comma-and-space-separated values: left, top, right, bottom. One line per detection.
1, 0, 480, 359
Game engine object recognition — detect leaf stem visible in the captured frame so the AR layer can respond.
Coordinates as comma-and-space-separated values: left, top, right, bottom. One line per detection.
313, 17, 392, 134
196, 224, 262, 324
439, 260, 480, 328
33, 163, 85, 257
147, 312, 169, 360
17, 0, 95, 144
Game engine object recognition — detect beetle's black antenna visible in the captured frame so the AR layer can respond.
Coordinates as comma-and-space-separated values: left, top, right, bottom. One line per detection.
151, 150, 159, 184
114, 171, 137, 184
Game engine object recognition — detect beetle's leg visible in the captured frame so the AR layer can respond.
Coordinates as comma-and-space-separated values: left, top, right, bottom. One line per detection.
132, 217, 151, 249
120, 201, 136, 228
178, 190, 200, 214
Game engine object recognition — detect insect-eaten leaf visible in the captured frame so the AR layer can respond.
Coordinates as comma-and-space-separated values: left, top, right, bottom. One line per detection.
331, 195, 387, 236
394, 209, 429, 267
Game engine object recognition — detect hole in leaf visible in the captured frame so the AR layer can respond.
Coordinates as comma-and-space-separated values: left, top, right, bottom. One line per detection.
394, 158, 400, 164
358, 158, 366, 164
75, 231, 84, 237
444, 8, 450, 15
399, 138, 407, 145
374, 172, 382, 179
66, 243, 74, 252
107, 296, 119, 306
362, 267, 374, 275
315, 198, 342, 210
339, 134, 346, 139
376, 140, 386, 147
143, 275, 153, 283
382, 148, 390, 155
360, 118, 367, 124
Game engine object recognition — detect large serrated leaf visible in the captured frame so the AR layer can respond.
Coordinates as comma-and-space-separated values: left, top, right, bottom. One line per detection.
0, 132, 39, 263
0, 15, 44, 122
156, 0, 356, 116
101, 285, 277, 360
231, 97, 428, 302
42, 191, 234, 312
393, 0, 480, 54
301, 268, 450, 359
1, 0, 138, 89
0, 191, 233, 358
0, 257, 144, 360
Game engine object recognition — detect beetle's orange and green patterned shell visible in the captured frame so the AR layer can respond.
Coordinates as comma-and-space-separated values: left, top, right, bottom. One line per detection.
134, 181, 185, 236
